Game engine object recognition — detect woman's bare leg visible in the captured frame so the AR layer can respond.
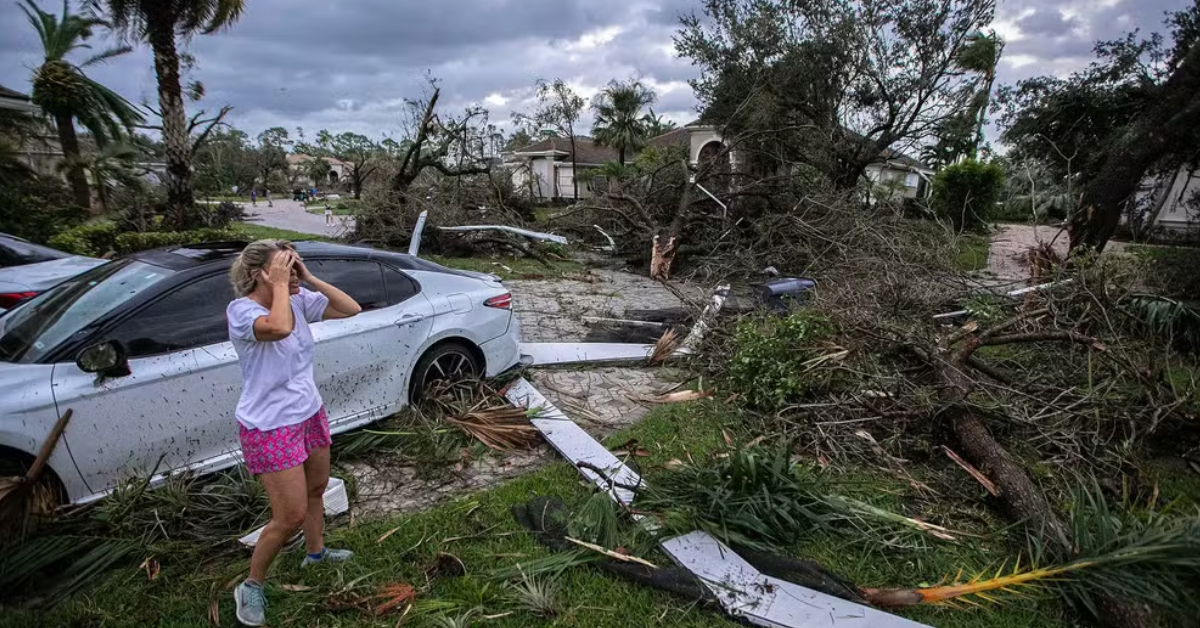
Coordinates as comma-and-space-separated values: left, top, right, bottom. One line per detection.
249, 465, 308, 583
301, 446, 331, 555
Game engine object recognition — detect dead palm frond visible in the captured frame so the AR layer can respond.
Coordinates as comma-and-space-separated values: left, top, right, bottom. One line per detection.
862, 480, 1200, 623
649, 328, 680, 364
445, 406, 541, 451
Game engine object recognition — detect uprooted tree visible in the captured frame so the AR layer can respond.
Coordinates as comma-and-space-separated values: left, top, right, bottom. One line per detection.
675, 0, 997, 190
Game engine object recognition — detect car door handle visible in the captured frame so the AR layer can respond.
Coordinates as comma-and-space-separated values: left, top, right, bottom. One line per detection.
397, 313, 429, 325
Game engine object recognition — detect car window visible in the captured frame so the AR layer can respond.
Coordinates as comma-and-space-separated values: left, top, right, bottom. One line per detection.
104, 273, 235, 358
0, 260, 175, 363
382, 265, 418, 306
0, 238, 68, 268
305, 259, 387, 311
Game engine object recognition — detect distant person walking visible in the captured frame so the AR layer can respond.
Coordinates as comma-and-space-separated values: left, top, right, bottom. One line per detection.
227, 240, 362, 626
265, 188, 273, 208
324, 203, 333, 227
250, 189, 257, 206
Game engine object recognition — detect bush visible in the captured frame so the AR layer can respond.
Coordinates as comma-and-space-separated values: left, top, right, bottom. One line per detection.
113, 228, 239, 255
0, 175, 87, 243
48, 222, 120, 257
727, 310, 834, 410
930, 160, 1006, 231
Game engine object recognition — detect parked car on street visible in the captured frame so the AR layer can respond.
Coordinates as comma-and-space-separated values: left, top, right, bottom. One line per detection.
0, 233, 104, 311
0, 240, 521, 504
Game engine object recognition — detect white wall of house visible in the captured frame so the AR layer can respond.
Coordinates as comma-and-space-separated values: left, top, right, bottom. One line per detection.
1151, 166, 1200, 233
865, 164, 925, 199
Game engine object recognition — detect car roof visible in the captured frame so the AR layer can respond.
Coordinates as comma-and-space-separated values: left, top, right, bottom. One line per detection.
129, 240, 463, 275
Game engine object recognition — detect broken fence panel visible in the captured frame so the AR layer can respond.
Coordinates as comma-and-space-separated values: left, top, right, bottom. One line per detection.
437, 225, 568, 245
504, 378, 640, 505
661, 531, 932, 628
408, 210, 429, 257
520, 342, 656, 366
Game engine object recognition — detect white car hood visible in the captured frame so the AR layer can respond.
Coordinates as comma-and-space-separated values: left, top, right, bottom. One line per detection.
0, 256, 105, 293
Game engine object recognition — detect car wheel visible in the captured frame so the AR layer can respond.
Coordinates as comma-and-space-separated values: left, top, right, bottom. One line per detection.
409, 342, 481, 402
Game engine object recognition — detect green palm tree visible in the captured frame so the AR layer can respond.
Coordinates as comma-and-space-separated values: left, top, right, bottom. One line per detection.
75, 141, 145, 211
88, 0, 245, 228
21, 0, 142, 209
591, 80, 656, 166
954, 31, 1004, 159
643, 108, 677, 137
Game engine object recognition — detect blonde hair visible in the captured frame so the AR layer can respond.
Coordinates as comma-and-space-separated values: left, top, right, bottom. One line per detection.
230, 239, 295, 296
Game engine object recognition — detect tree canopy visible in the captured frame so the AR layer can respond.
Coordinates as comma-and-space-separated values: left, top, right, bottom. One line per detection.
676, 0, 996, 189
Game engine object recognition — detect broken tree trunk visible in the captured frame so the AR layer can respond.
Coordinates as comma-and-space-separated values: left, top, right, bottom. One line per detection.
929, 330, 1157, 628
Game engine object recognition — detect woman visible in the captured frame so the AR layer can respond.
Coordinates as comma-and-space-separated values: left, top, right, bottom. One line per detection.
226, 240, 362, 626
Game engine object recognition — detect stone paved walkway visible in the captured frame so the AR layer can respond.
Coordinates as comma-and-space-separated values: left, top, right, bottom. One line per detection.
986, 223, 1127, 282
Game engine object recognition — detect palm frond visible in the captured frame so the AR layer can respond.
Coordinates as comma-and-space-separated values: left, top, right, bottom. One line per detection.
649, 328, 680, 364
81, 44, 133, 67
445, 407, 541, 451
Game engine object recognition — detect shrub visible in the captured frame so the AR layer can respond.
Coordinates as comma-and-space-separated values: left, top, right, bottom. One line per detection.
727, 310, 834, 410
0, 175, 87, 243
930, 160, 1006, 231
113, 228, 239, 254
48, 222, 120, 257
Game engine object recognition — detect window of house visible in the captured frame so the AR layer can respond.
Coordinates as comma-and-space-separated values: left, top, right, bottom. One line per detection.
304, 259, 388, 311
105, 273, 234, 358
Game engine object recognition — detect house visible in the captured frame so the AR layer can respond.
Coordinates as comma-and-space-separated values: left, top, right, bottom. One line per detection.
507, 121, 933, 201
0, 84, 63, 177
1136, 165, 1200, 239
287, 153, 350, 188
507, 137, 619, 200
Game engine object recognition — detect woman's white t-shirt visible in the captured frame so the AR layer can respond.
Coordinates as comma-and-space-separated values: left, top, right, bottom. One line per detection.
226, 288, 330, 431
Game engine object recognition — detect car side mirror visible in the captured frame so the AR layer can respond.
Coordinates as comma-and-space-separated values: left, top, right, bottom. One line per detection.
77, 341, 131, 377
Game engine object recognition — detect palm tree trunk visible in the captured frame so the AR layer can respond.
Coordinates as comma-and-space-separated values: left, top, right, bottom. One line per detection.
146, 7, 194, 230
618, 147, 625, 167
55, 113, 90, 209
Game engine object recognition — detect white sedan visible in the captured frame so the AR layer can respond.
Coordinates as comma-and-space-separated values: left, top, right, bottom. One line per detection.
0, 241, 521, 504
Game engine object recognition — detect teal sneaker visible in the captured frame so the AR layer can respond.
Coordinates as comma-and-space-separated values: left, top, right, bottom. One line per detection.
234, 580, 266, 626
301, 547, 354, 567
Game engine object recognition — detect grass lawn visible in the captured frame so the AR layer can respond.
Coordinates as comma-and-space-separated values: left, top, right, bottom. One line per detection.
231, 223, 335, 243
953, 234, 990, 272
7, 399, 1068, 628
306, 205, 357, 216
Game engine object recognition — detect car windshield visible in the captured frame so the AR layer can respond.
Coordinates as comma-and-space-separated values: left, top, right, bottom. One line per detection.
0, 237, 69, 267
0, 259, 175, 363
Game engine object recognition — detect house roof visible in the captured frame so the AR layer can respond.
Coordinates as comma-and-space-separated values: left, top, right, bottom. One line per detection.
288, 153, 347, 168
879, 147, 929, 170
648, 127, 691, 149
0, 84, 30, 101
512, 137, 619, 165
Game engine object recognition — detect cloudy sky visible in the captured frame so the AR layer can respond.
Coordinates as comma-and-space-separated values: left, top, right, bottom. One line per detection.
0, 0, 1191, 143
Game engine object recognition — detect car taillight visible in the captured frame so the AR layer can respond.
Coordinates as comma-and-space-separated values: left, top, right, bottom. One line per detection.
0, 291, 38, 309
484, 293, 512, 309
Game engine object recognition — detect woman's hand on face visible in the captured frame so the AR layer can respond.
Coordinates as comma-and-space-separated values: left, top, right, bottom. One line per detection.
261, 250, 296, 288
293, 256, 314, 283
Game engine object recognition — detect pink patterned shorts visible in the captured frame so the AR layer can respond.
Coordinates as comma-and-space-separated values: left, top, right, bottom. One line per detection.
238, 406, 331, 475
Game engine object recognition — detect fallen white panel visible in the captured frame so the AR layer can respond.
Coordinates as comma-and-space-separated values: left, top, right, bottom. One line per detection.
239, 477, 348, 547
678, 284, 730, 354
504, 378, 641, 505
408, 210, 429, 257
661, 531, 931, 628
520, 342, 654, 366
438, 225, 568, 245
